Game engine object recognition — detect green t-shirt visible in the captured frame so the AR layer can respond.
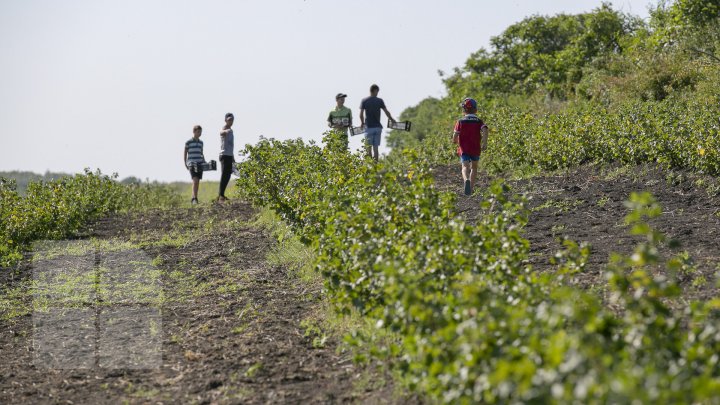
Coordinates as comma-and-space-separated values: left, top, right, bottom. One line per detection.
328, 106, 352, 129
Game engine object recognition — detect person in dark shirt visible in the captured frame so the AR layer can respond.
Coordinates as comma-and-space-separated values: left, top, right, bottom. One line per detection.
452, 98, 488, 195
359, 84, 396, 161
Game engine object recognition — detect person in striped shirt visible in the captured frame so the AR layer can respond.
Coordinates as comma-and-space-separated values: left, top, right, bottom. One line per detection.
184, 125, 206, 204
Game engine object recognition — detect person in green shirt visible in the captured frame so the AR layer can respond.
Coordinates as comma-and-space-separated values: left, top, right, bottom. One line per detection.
327, 93, 352, 149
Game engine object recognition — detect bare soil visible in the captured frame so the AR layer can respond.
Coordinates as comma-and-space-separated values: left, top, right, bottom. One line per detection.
0, 201, 412, 404
434, 163, 720, 301
4, 162, 718, 404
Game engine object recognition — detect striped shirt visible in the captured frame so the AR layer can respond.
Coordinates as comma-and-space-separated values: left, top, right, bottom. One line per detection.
185, 138, 205, 165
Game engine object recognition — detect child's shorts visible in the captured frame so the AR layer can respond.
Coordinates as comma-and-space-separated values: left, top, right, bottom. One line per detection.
189, 167, 203, 179
460, 153, 480, 162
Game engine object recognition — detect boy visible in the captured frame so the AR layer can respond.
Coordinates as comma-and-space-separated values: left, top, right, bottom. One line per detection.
327, 92, 352, 149
184, 125, 205, 204
218, 112, 234, 203
452, 98, 488, 195
360, 84, 396, 161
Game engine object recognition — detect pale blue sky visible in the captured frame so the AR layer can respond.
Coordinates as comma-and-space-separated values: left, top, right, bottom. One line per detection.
0, 0, 651, 182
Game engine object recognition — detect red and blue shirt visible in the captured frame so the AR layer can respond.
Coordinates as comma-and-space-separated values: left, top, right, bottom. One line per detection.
454, 114, 487, 157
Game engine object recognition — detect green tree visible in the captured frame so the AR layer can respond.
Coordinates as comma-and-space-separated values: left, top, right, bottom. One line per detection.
673, 0, 720, 27
386, 97, 442, 151
445, 3, 636, 100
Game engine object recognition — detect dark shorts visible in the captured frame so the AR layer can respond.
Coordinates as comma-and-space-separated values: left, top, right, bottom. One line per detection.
189, 167, 203, 179
460, 153, 480, 162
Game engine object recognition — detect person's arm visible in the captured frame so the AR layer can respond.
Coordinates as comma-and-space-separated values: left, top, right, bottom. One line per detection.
328, 112, 334, 128
452, 122, 460, 145
220, 129, 230, 137
347, 110, 353, 127
382, 107, 395, 124
359, 109, 365, 127
480, 126, 489, 151
183, 146, 189, 168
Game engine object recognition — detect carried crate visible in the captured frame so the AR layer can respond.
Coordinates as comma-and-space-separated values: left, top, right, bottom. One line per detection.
189, 160, 217, 171
388, 119, 412, 131
349, 126, 366, 136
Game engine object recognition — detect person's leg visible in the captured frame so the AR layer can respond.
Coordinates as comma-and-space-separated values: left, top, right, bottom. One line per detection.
461, 157, 472, 195
192, 177, 199, 200
461, 161, 471, 181
219, 156, 232, 199
368, 127, 381, 161
375, 128, 382, 161
364, 132, 372, 158
470, 159, 479, 188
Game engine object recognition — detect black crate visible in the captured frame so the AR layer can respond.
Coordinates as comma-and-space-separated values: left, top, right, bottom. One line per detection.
350, 126, 366, 136
387, 120, 411, 131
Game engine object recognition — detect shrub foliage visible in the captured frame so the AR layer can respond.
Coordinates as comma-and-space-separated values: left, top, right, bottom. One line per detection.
236, 131, 720, 403
0, 170, 182, 267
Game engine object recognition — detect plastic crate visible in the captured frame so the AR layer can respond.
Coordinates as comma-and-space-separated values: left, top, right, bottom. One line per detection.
190, 160, 217, 171
350, 126, 366, 136
331, 117, 351, 127
387, 120, 412, 131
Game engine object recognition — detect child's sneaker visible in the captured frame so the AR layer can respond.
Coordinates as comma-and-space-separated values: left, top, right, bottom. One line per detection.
191, 198, 199, 205
464, 180, 472, 196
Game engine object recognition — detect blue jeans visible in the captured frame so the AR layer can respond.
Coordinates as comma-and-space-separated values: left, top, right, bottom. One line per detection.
365, 127, 382, 147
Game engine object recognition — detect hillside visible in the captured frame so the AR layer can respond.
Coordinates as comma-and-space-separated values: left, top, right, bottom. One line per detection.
2, 1, 719, 403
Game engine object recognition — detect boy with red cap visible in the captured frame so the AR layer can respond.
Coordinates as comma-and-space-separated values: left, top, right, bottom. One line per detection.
452, 98, 488, 195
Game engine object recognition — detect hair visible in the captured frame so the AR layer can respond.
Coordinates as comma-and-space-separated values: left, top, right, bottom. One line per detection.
193, 125, 202, 131
370, 84, 379, 93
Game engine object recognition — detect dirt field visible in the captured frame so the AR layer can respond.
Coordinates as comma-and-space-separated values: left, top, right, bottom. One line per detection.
0, 201, 410, 404
435, 163, 720, 302
2, 163, 718, 404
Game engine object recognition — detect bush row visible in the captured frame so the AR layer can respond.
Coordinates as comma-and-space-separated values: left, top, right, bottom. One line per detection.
236, 132, 720, 403
414, 97, 720, 176
0, 170, 182, 267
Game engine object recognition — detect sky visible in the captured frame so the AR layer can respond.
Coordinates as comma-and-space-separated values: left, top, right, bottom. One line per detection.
0, 0, 652, 182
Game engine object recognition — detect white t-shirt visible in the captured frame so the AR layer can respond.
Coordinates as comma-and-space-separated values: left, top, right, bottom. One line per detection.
220, 128, 234, 157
